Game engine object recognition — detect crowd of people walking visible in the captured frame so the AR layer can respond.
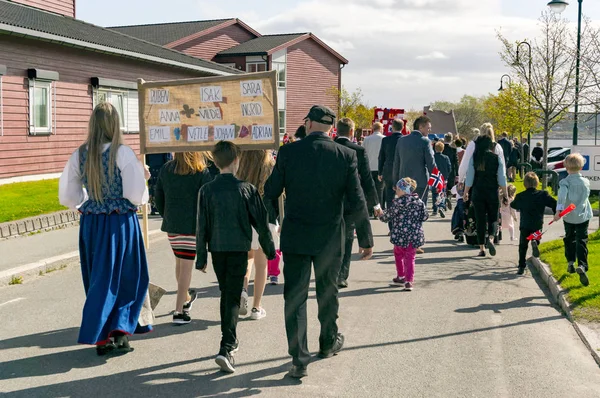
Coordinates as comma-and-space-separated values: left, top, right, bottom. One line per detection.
58, 101, 594, 378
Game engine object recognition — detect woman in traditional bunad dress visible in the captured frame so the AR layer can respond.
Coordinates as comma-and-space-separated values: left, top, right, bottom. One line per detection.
59, 102, 152, 355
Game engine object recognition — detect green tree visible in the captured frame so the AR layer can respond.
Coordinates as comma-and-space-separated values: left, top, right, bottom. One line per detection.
483, 83, 539, 140
328, 87, 374, 132
431, 95, 487, 139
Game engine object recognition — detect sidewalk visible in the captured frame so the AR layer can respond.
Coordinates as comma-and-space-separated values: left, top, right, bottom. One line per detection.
0, 216, 163, 273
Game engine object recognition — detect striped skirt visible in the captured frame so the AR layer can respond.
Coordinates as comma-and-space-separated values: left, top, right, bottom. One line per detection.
168, 234, 196, 259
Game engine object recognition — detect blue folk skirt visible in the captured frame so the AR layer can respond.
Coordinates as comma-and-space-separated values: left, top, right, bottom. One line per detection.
78, 211, 152, 345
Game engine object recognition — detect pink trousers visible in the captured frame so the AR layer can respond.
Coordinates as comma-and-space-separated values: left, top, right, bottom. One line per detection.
268, 249, 282, 277
393, 245, 416, 282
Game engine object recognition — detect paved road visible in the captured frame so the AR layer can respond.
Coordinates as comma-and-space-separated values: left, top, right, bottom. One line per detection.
1, 215, 599, 397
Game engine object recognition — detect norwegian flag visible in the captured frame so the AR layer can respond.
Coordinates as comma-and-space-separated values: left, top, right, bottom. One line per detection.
527, 230, 543, 241
428, 167, 446, 192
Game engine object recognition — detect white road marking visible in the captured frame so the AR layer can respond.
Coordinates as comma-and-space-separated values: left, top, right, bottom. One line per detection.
0, 297, 24, 307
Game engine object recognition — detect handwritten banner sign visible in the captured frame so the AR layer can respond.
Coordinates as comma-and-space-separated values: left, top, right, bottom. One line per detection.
138, 70, 279, 154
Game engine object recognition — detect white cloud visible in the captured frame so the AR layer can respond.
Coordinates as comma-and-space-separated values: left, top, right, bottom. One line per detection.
416, 51, 449, 60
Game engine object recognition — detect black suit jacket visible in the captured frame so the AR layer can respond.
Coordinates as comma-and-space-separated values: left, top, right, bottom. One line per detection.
442, 144, 459, 180
334, 136, 379, 209
265, 133, 368, 255
378, 132, 402, 183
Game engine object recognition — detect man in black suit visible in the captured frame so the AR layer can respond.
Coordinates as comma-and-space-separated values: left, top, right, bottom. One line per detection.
378, 119, 405, 216
334, 117, 382, 289
265, 105, 367, 379
442, 133, 458, 209
497, 132, 512, 166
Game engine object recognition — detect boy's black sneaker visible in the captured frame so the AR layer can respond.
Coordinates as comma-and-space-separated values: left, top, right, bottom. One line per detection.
577, 266, 590, 287
439, 209, 446, 218
486, 240, 496, 257
215, 352, 236, 373
457, 235, 465, 243
173, 312, 191, 325
183, 289, 198, 313
531, 240, 540, 258
567, 263, 576, 274
517, 266, 526, 275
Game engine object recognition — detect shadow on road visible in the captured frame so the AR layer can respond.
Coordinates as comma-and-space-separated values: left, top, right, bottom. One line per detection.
455, 296, 552, 314
0, 314, 564, 397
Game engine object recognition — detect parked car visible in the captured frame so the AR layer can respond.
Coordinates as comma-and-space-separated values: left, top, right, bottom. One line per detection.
547, 148, 570, 163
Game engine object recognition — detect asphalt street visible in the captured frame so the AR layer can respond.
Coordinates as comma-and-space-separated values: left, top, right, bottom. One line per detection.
1, 215, 599, 397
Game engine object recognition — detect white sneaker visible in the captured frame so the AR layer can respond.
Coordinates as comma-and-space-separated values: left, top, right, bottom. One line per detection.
239, 290, 249, 316
250, 307, 266, 320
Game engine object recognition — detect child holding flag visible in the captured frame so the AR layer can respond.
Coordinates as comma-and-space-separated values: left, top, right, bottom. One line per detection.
511, 172, 557, 275
433, 142, 451, 218
379, 177, 429, 291
555, 153, 593, 286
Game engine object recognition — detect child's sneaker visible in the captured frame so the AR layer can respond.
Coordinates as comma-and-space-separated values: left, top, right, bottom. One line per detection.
392, 277, 405, 286
239, 289, 249, 316
576, 266, 590, 287
183, 289, 198, 313
269, 275, 279, 285
173, 311, 191, 325
531, 240, 540, 258
439, 209, 446, 218
457, 235, 465, 243
404, 282, 414, 291
250, 307, 266, 320
567, 262, 576, 274
215, 352, 236, 373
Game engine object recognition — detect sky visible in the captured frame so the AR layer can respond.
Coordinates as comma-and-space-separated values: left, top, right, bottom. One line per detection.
78, 0, 600, 111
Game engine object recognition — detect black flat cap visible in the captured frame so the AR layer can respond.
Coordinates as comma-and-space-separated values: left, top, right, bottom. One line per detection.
305, 105, 336, 125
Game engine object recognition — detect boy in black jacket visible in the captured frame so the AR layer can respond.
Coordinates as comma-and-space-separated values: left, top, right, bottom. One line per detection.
196, 141, 276, 373
511, 172, 557, 275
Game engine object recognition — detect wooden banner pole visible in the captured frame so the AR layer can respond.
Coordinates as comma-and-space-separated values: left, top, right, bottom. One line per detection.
142, 154, 150, 250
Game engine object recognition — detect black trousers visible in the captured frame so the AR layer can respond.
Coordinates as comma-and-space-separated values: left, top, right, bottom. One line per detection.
211, 251, 248, 355
472, 191, 499, 246
371, 171, 384, 209
518, 229, 538, 268
564, 221, 589, 268
283, 232, 343, 367
384, 180, 395, 211
339, 217, 373, 283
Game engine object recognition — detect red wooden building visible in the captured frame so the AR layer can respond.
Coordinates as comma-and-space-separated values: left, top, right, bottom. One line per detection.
0, 0, 237, 181
110, 21, 349, 140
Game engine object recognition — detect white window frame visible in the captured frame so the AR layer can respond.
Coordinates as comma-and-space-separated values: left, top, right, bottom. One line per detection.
278, 109, 286, 138
221, 62, 237, 69
28, 80, 53, 135
246, 62, 267, 73
94, 88, 139, 134
273, 62, 286, 88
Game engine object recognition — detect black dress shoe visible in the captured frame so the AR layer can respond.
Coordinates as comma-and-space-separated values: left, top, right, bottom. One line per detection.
517, 267, 526, 275
287, 365, 308, 378
318, 333, 345, 358
96, 342, 116, 356
337, 280, 348, 289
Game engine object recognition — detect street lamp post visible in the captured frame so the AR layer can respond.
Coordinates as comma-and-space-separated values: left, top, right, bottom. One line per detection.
548, 0, 583, 146
499, 74, 512, 91
516, 41, 533, 150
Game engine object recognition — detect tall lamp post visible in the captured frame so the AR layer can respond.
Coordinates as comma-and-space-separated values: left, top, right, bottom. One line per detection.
548, 0, 583, 146
499, 74, 512, 91
516, 41, 533, 149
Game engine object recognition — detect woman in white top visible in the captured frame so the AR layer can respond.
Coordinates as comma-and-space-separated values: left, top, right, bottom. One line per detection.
59, 102, 151, 356
458, 124, 506, 184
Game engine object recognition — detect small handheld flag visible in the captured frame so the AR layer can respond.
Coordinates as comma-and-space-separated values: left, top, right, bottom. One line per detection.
527, 204, 577, 240
428, 167, 446, 192
549, 203, 576, 225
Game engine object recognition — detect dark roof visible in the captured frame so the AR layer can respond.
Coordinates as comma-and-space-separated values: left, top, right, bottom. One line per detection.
0, 1, 237, 75
217, 33, 307, 56
109, 19, 232, 46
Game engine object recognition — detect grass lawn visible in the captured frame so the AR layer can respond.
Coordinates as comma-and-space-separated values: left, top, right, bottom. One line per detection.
512, 175, 599, 209
539, 230, 600, 322
0, 179, 66, 223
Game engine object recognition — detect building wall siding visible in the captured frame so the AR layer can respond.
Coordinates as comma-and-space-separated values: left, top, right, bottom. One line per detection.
285, 39, 341, 136
174, 24, 257, 62
0, 36, 210, 179
12, 0, 75, 17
